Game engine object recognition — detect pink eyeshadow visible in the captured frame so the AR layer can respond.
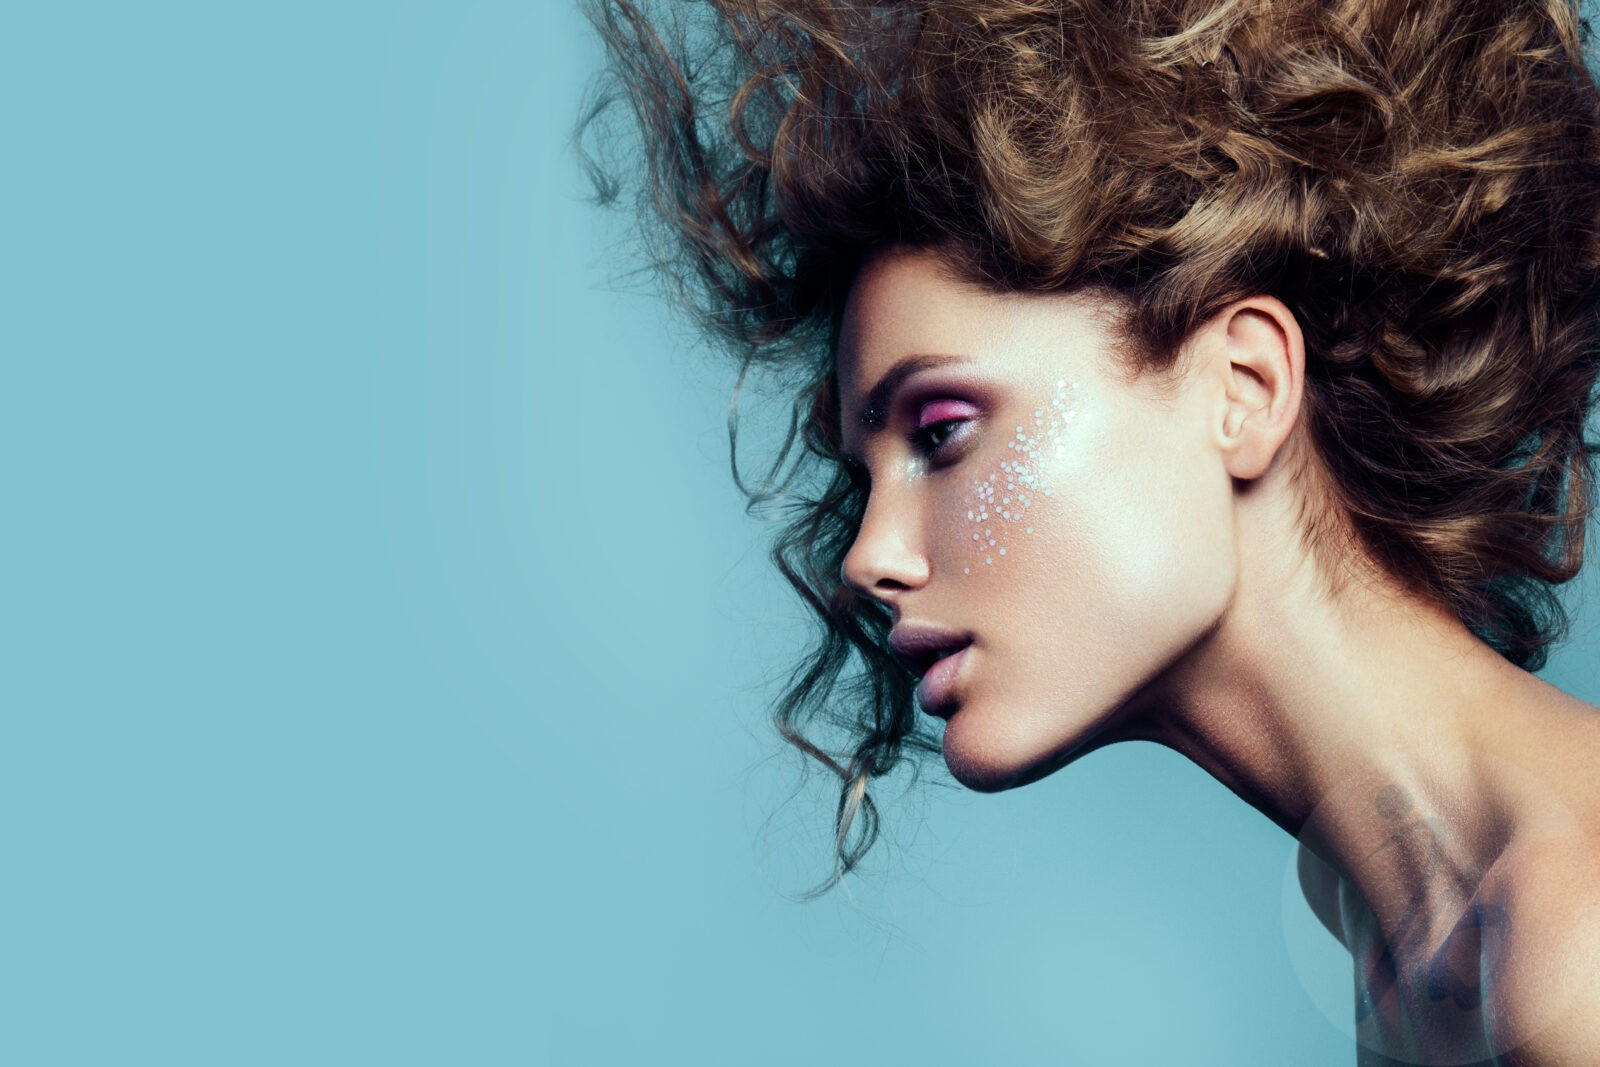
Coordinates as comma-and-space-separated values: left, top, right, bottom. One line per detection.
917, 398, 981, 427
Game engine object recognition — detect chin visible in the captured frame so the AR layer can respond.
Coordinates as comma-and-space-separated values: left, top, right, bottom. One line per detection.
939, 699, 1115, 793
938, 711, 1042, 793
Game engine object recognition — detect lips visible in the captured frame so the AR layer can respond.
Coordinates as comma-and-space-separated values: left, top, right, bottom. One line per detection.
914, 644, 970, 717
888, 625, 973, 716
888, 625, 971, 675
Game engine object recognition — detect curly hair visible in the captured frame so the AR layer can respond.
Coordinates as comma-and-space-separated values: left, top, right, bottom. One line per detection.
579, 0, 1600, 887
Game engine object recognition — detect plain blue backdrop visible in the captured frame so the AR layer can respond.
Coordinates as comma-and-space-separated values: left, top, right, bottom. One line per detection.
5, 4, 1597, 1065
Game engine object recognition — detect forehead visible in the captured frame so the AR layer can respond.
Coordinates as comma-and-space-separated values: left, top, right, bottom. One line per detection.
838, 248, 1001, 390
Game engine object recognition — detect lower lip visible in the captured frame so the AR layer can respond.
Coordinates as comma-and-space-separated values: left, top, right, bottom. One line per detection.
916, 645, 971, 717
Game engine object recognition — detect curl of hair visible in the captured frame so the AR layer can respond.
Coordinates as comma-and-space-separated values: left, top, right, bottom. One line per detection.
580, 0, 1600, 889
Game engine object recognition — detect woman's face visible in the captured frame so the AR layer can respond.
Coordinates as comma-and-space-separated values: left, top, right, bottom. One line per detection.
836, 247, 1240, 791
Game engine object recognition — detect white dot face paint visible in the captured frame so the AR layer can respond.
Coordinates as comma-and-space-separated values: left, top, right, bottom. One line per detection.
964, 378, 1080, 568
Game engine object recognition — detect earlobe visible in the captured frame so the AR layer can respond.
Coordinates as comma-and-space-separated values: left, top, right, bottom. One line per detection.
1213, 298, 1304, 482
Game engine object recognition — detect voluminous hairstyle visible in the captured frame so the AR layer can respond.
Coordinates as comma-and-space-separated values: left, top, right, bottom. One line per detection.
581, 0, 1600, 885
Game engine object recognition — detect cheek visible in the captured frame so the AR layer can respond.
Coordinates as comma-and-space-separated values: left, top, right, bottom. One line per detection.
1093, 418, 1235, 618
1020, 399, 1235, 655
941, 379, 1084, 577
938, 379, 1234, 658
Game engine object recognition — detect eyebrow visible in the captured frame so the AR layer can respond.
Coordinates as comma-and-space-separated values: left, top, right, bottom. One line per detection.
852, 354, 962, 434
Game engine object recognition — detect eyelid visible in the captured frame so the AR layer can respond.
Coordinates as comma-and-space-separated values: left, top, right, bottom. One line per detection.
843, 389, 987, 475
907, 395, 982, 466
916, 398, 981, 428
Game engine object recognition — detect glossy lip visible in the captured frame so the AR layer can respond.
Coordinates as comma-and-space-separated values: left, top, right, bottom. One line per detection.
888, 624, 973, 717
888, 624, 971, 674
915, 645, 970, 718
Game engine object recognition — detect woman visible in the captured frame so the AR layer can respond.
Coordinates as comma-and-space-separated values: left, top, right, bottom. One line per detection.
584, 0, 1600, 1061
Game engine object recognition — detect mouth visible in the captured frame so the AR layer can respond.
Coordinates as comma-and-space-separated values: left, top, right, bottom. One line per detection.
888, 625, 973, 678
914, 644, 971, 718
888, 624, 974, 717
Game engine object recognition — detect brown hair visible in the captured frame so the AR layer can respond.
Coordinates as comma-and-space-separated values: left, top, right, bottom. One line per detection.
580, 0, 1600, 887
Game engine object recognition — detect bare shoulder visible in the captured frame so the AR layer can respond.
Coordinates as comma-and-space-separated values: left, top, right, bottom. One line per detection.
1481, 834, 1600, 1065
1296, 839, 1346, 945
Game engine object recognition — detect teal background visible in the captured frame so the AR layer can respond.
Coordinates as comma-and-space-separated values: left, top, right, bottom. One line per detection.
5, 4, 1597, 1065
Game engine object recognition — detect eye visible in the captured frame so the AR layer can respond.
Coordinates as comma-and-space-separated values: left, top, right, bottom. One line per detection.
910, 398, 980, 461
912, 419, 963, 455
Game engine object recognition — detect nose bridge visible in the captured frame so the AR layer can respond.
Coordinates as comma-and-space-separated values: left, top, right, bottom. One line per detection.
841, 479, 928, 597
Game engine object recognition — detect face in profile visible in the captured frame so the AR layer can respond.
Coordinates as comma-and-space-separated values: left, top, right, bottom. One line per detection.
837, 246, 1243, 791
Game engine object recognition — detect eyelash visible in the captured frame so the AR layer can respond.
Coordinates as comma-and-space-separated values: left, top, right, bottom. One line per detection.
908, 395, 982, 463
910, 418, 968, 459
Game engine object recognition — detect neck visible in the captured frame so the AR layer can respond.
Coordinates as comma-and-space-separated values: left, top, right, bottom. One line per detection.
1126, 474, 1562, 962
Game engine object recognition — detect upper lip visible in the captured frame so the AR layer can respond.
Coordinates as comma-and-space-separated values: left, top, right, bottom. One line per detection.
888, 624, 973, 677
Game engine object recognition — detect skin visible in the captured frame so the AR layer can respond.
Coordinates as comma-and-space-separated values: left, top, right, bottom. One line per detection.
836, 245, 1600, 1064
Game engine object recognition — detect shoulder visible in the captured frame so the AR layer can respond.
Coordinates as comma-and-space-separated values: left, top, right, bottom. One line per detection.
1296, 840, 1347, 946
1482, 836, 1600, 1065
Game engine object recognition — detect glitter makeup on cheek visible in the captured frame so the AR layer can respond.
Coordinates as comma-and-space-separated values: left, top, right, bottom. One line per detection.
962, 378, 1080, 573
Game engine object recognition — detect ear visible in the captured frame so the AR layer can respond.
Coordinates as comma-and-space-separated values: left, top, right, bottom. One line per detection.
1196, 297, 1305, 481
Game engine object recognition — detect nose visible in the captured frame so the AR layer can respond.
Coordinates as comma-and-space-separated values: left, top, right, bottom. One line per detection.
840, 491, 930, 603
